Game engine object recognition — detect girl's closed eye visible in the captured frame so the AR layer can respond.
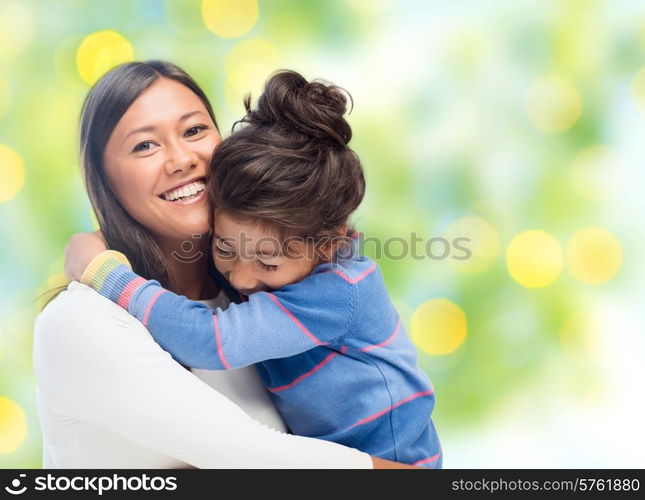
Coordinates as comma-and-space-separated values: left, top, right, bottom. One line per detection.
214, 246, 234, 257
259, 261, 278, 272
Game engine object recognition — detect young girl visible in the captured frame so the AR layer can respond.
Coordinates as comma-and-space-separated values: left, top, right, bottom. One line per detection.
65, 70, 442, 468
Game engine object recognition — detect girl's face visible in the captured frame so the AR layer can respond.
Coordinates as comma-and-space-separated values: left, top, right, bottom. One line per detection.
211, 211, 319, 300
103, 77, 221, 244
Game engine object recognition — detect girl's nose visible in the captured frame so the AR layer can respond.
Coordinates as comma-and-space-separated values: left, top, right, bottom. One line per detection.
228, 265, 260, 294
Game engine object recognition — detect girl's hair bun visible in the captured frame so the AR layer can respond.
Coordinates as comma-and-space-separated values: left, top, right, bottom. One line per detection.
242, 70, 353, 147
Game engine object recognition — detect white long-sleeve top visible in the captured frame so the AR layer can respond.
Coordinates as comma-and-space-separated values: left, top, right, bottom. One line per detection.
33, 281, 372, 469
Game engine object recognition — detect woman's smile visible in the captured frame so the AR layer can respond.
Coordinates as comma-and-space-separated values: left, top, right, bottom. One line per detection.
159, 176, 208, 205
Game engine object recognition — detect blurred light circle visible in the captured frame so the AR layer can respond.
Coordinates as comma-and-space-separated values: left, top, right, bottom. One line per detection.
571, 145, 621, 201
630, 67, 645, 114
202, 0, 259, 38
566, 227, 622, 284
0, 397, 27, 454
506, 230, 563, 288
0, 2, 34, 60
0, 75, 9, 117
526, 76, 582, 133
224, 39, 281, 112
0, 144, 25, 203
76, 30, 135, 86
445, 216, 500, 273
411, 298, 467, 356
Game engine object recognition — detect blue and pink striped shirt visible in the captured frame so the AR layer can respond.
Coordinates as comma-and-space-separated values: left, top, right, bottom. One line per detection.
81, 237, 442, 467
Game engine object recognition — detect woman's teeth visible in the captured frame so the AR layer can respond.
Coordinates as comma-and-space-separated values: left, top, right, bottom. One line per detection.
162, 180, 206, 202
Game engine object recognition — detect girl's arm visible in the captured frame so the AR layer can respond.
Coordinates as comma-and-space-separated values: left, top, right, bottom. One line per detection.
34, 282, 373, 469
78, 250, 355, 370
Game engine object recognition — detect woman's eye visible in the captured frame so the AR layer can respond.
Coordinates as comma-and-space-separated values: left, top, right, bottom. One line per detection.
132, 141, 157, 152
186, 125, 207, 137
260, 262, 278, 272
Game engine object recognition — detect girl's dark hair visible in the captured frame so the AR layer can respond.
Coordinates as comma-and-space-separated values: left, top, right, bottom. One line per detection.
208, 70, 364, 254
80, 60, 218, 291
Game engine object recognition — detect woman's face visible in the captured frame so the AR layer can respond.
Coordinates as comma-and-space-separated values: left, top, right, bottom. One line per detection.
103, 77, 220, 244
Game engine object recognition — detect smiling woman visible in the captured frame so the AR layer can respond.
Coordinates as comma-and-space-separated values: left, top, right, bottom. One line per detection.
97, 77, 219, 297
79, 62, 221, 298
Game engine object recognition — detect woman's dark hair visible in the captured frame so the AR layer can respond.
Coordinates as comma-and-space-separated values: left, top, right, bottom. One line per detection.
208, 70, 364, 258
80, 60, 218, 291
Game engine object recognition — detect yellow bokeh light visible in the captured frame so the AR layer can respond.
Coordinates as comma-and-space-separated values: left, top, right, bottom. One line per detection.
0, 2, 34, 60
202, 0, 259, 38
526, 76, 582, 133
571, 145, 620, 201
0, 397, 27, 454
630, 67, 645, 113
506, 230, 563, 288
566, 227, 622, 285
0, 75, 9, 117
224, 39, 281, 112
560, 310, 600, 363
410, 298, 467, 356
76, 30, 134, 86
0, 144, 25, 203
445, 216, 500, 274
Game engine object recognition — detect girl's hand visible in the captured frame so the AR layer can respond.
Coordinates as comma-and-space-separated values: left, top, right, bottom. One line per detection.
64, 230, 108, 281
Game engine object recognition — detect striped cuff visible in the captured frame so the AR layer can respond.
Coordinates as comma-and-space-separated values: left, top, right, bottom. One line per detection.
81, 250, 132, 290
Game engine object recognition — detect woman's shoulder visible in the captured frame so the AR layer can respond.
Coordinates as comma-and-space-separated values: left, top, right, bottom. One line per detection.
34, 281, 147, 353
38, 280, 137, 322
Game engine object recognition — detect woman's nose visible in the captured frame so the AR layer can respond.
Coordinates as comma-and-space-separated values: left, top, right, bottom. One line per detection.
164, 140, 197, 175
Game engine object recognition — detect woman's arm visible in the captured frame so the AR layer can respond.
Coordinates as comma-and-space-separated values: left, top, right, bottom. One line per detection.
34, 282, 372, 469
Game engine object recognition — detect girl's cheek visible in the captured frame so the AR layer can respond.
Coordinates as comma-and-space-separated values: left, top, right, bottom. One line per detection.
266, 271, 296, 290
213, 255, 230, 275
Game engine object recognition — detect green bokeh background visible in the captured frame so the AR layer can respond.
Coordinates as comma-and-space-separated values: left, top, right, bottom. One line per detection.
1, 0, 644, 467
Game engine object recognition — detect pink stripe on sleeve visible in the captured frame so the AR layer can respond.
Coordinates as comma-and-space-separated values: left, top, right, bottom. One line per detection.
411, 453, 440, 466
346, 389, 434, 431
142, 289, 166, 327
331, 261, 377, 284
359, 319, 401, 352
116, 277, 147, 309
267, 293, 327, 346
269, 346, 347, 393
213, 315, 232, 370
